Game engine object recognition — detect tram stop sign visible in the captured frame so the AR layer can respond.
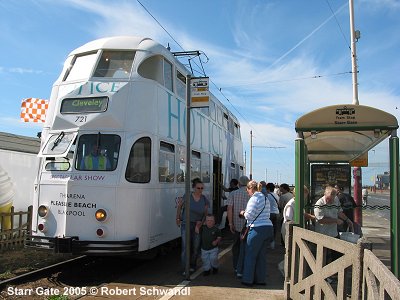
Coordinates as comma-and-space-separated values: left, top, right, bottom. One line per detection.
190, 77, 209, 108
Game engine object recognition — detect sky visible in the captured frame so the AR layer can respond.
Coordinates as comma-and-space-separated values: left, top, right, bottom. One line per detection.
0, 0, 399, 185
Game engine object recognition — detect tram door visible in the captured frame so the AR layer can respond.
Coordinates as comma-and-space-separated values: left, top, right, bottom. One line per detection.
212, 157, 223, 219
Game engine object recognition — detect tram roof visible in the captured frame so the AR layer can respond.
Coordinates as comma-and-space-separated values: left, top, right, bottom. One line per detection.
295, 104, 398, 163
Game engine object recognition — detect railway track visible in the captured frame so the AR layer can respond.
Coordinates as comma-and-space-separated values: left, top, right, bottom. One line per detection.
0, 255, 87, 288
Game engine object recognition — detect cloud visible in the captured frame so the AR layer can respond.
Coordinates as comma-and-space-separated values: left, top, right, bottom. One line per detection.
5, 67, 43, 75
64, 0, 170, 43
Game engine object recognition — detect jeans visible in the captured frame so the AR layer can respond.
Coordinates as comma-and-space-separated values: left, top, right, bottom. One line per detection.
242, 225, 273, 284
231, 230, 241, 270
201, 247, 219, 271
181, 222, 200, 270
236, 235, 246, 275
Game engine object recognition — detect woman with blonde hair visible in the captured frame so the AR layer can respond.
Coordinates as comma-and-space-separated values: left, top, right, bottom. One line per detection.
238, 180, 273, 286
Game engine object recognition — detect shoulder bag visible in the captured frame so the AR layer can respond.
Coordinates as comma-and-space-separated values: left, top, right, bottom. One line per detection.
240, 196, 267, 241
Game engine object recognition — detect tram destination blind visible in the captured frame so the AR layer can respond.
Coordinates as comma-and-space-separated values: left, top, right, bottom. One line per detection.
60, 97, 109, 114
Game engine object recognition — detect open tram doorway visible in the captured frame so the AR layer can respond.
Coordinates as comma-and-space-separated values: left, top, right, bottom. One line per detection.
212, 157, 223, 221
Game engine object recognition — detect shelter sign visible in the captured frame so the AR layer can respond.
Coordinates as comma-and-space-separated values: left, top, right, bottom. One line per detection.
350, 152, 368, 167
190, 77, 209, 108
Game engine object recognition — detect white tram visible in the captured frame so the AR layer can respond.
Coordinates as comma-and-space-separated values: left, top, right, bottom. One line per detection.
27, 36, 244, 255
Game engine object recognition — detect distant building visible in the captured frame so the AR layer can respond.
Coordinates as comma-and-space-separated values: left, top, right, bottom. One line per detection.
376, 172, 390, 189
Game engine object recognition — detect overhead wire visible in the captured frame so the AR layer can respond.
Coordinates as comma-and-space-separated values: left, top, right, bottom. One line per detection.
136, 0, 353, 182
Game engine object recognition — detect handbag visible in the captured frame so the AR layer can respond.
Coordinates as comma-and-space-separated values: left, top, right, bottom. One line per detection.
339, 227, 360, 244
240, 196, 267, 241
240, 226, 250, 241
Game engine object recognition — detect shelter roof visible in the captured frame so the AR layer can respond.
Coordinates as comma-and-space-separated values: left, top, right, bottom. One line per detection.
295, 104, 398, 163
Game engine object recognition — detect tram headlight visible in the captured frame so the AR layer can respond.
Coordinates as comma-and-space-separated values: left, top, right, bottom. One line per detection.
95, 209, 107, 222
38, 205, 49, 218
38, 221, 48, 232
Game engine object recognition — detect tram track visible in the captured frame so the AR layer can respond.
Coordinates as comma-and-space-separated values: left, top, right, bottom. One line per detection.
0, 255, 87, 289
0, 253, 150, 300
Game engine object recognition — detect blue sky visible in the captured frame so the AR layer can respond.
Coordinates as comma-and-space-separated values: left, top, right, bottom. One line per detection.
0, 0, 399, 185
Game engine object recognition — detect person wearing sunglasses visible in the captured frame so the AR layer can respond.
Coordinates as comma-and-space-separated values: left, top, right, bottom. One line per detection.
238, 180, 273, 286
176, 178, 210, 275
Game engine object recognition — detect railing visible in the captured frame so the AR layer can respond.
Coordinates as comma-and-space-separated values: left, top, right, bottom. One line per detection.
362, 249, 400, 299
284, 223, 400, 299
0, 205, 32, 251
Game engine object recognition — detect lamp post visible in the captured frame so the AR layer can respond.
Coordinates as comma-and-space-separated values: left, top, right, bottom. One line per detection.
249, 130, 285, 181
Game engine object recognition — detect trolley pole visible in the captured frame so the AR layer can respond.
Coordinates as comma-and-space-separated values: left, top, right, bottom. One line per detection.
184, 74, 191, 280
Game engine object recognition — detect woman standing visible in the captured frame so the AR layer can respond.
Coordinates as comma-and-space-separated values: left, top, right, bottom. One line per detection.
176, 178, 209, 275
239, 180, 273, 286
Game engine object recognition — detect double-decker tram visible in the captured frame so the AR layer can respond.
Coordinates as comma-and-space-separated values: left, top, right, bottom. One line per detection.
27, 36, 244, 255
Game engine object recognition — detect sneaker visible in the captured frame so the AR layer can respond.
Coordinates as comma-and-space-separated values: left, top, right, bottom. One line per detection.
203, 270, 211, 276
212, 267, 218, 274
236, 273, 243, 279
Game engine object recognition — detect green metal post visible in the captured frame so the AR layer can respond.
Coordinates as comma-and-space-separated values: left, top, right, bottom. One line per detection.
390, 133, 400, 278
295, 137, 305, 227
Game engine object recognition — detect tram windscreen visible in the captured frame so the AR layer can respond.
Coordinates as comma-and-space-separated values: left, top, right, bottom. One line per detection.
76, 134, 121, 171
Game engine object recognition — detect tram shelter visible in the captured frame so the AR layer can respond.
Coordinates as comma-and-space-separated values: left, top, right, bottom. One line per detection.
294, 104, 400, 277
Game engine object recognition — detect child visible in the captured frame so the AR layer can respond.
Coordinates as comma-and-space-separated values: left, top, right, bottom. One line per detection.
200, 214, 222, 276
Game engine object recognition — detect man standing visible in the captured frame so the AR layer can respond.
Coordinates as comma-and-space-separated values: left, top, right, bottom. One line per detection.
314, 186, 353, 238
334, 185, 356, 232
227, 175, 250, 275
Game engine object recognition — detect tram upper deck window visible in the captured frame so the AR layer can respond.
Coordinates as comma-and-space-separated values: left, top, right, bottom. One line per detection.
75, 134, 120, 171
209, 102, 216, 121
223, 112, 229, 130
234, 123, 241, 139
64, 52, 98, 82
164, 59, 173, 91
93, 51, 135, 79
138, 56, 174, 92
176, 70, 186, 99
125, 137, 151, 183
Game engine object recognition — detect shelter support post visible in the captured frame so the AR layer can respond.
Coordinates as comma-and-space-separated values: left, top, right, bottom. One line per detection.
295, 137, 306, 227
389, 132, 400, 278
353, 167, 362, 226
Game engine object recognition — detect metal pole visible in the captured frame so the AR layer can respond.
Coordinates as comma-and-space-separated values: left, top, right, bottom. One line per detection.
250, 130, 253, 180
353, 167, 362, 226
185, 74, 191, 280
349, 0, 359, 105
389, 132, 399, 278
295, 137, 305, 227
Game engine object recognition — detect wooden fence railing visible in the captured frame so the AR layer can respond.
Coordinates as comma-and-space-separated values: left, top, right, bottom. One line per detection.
0, 205, 32, 251
284, 223, 400, 299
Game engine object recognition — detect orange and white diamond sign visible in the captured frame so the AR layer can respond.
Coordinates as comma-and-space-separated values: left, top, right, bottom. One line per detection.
20, 98, 49, 123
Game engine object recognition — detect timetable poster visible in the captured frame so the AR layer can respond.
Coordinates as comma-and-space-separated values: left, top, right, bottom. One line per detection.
310, 164, 351, 204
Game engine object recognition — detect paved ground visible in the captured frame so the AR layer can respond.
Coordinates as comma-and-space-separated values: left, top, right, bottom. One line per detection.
169, 207, 392, 300
80, 207, 391, 300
